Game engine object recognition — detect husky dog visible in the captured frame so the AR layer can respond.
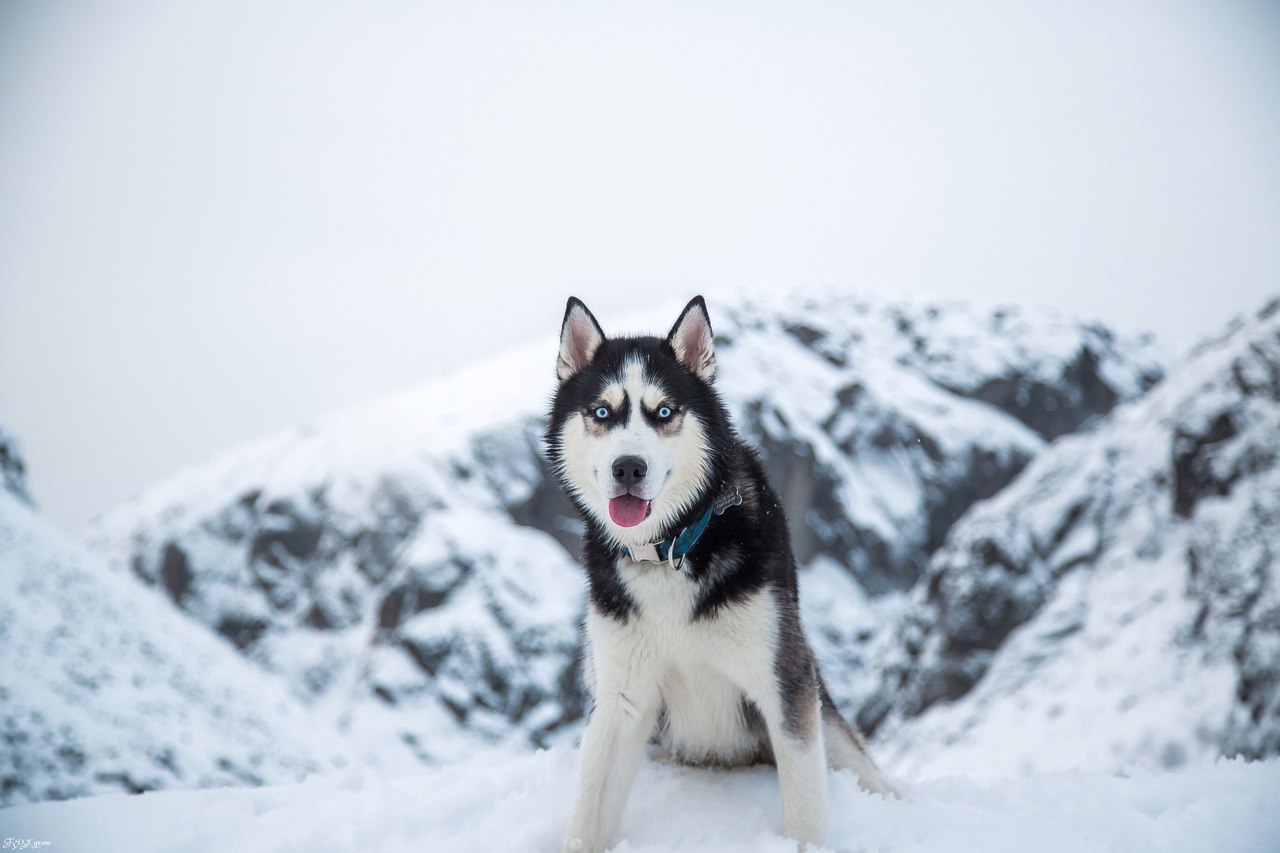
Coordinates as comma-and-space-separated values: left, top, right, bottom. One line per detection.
547, 296, 896, 852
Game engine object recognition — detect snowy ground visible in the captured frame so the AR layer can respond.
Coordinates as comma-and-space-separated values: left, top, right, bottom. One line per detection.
4, 747, 1277, 853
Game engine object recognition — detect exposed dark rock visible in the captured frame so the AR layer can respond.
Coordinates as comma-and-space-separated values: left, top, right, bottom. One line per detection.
402, 638, 452, 677
159, 542, 193, 605
92, 771, 153, 795
1171, 412, 1244, 519
784, 323, 826, 347
949, 347, 1119, 441
0, 428, 32, 505
216, 616, 269, 650
250, 509, 324, 565
506, 443, 583, 557
921, 447, 1035, 556
378, 576, 455, 631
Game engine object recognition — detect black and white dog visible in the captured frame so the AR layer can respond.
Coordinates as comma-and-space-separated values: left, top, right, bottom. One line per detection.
547, 296, 895, 852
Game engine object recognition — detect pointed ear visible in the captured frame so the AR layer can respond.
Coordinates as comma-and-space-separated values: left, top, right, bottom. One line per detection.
557, 297, 606, 382
666, 296, 716, 382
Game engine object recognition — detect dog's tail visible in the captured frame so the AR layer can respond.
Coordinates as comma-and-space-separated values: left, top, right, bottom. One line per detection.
820, 682, 903, 797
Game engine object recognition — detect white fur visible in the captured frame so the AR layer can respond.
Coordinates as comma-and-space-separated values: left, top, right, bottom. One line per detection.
564, 561, 828, 852
556, 356, 711, 550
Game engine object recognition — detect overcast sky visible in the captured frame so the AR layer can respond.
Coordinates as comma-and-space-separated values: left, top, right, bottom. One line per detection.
1, 0, 1278, 534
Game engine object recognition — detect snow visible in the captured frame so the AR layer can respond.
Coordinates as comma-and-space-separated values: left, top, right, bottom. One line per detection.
867, 298, 1280, 780
878, 554, 1241, 782
0, 490, 355, 803
4, 747, 1276, 853
799, 557, 904, 715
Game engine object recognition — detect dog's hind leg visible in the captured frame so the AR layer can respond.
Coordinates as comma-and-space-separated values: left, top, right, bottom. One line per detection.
724, 613, 828, 847
764, 685, 828, 848
820, 683, 900, 797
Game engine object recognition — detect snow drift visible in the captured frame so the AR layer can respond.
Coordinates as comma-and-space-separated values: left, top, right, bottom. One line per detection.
4, 746, 1277, 853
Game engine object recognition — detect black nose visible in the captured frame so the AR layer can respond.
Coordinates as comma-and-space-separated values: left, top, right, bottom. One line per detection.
612, 455, 648, 487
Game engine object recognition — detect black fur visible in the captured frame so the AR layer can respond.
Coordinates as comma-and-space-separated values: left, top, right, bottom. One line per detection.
546, 304, 804, 625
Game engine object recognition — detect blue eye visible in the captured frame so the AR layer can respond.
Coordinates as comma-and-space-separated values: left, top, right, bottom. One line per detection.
657, 406, 673, 420
593, 406, 610, 420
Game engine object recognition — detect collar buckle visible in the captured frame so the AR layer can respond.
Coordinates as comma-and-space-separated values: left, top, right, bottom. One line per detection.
628, 542, 662, 563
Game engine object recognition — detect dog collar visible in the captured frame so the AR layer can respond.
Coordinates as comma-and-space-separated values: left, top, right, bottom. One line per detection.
626, 487, 742, 570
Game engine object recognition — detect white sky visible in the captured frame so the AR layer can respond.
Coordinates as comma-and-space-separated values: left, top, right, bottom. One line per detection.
1, 0, 1278, 533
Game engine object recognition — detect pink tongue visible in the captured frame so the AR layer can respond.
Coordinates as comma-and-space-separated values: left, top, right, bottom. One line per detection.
609, 494, 652, 527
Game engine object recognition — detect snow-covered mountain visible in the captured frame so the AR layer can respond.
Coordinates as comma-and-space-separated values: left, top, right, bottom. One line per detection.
0, 442, 355, 806
80, 288, 1165, 776
864, 298, 1280, 780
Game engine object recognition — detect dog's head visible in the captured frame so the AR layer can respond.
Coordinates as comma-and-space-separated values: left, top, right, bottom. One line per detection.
546, 296, 730, 548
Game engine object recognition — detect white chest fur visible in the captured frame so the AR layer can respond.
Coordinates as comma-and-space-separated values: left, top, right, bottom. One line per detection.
583, 558, 780, 765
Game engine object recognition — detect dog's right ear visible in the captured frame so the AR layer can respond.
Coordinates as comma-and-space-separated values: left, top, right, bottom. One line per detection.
557, 297, 606, 382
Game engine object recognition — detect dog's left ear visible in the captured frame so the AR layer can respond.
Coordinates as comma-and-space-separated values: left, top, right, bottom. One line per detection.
667, 296, 716, 382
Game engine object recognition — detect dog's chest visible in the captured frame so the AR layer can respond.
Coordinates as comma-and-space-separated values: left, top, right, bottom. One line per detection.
592, 559, 778, 764
619, 558, 700, 626
608, 555, 775, 649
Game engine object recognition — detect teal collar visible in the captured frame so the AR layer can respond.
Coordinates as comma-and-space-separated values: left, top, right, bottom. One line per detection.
626, 487, 742, 570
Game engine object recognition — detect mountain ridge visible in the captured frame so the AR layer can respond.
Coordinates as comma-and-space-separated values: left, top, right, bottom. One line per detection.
78, 286, 1166, 781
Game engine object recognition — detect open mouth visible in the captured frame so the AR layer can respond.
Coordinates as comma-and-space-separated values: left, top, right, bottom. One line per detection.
608, 494, 652, 527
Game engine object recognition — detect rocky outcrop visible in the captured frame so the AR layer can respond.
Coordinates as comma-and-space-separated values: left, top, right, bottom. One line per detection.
863, 299, 1280, 778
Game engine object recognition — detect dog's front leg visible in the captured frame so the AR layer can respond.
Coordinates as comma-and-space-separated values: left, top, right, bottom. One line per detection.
564, 689, 658, 851
565, 620, 661, 852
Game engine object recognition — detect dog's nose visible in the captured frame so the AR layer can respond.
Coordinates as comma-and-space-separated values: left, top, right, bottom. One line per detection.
612, 455, 648, 487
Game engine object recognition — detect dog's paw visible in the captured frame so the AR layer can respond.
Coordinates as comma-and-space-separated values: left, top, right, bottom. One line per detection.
562, 827, 602, 853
